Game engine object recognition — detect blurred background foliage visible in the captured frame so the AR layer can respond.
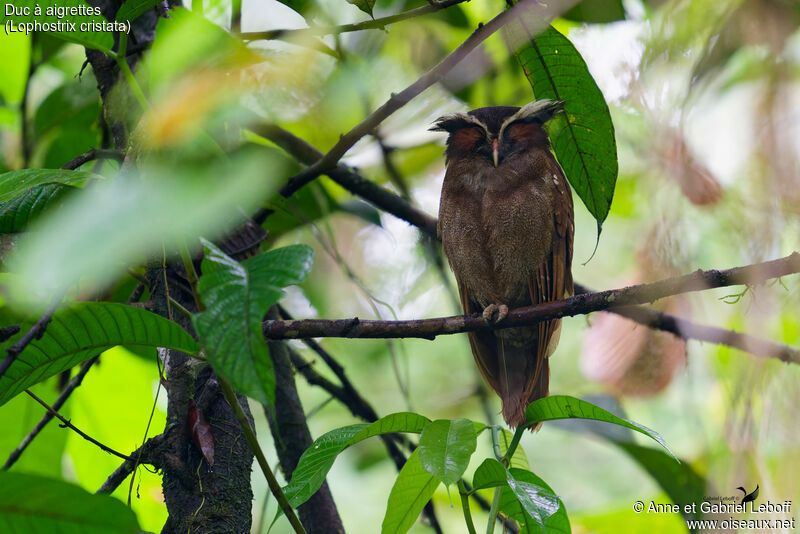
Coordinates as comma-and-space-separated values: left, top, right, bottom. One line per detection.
1, 0, 799, 532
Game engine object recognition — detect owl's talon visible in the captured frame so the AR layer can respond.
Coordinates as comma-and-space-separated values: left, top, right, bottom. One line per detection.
482, 304, 509, 324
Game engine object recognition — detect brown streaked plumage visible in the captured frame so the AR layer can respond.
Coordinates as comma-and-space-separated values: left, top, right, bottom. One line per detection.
432, 100, 574, 428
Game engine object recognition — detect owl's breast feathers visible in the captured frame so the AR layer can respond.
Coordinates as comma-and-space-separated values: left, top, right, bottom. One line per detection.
438, 148, 574, 427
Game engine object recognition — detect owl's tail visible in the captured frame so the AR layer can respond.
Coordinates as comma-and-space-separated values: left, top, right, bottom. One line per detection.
495, 328, 551, 430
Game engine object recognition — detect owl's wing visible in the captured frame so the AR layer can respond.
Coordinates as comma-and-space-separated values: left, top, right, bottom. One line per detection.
525, 161, 574, 402
457, 281, 503, 396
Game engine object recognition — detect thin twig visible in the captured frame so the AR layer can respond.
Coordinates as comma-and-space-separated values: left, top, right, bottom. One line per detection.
280, 0, 546, 197
240, 0, 470, 41
0, 302, 60, 382
24, 389, 131, 461
3, 355, 100, 470
61, 148, 125, 170
261, 253, 800, 360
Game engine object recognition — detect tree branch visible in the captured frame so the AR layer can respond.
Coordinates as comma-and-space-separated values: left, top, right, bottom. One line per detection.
574, 283, 800, 363
240, 0, 470, 41
96, 433, 167, 494
0, 302, 59, 382
3, 355, 100, 470
262, 253, 800, 364
61, 148, 125, 170
280, 0, 549, 197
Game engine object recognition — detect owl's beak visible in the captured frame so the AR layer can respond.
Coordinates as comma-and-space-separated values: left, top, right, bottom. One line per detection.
491, 138, 499, 167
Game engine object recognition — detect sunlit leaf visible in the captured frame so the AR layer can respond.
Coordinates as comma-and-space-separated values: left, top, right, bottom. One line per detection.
381, 449, 439, 534
0, 302, 198, 408
512, 24, 618, 232
284, 412, 430, 507
193, 241, 314, 405
0, 471, 141, 532
417, 418, 477, 486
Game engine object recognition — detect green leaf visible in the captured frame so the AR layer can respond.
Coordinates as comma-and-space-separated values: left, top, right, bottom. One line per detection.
193, 241, 314, 405
285, 412, 430, 507
513, 24, 618, 232
0, 0, 114, 53
347, 0, 375, 17
497, 429, 530, 470
0, 471, 141, 532
471, 458, 508, 490
0, 302, 198, 407
116, 0, 161, 22
525, 395, 675, 458
0, 169, 98, 202
0, 183, 78, 233
562, 0, 626, 23
417, 419, 477, 486
9, 152, 282, 308
501, 468, 570, 534
381, 449, 439, 534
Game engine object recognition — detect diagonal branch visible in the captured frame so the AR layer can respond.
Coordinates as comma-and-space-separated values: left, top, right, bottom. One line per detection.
252, 124, 438, 236
280, 0, 551, 197
262, 253, 800, 365
24, 389, 132, 461
240, 0, 470, 41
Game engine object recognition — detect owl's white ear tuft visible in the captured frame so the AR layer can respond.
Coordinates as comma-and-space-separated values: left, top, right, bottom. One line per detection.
430, 112, 490, 134
499, 99, 564, 136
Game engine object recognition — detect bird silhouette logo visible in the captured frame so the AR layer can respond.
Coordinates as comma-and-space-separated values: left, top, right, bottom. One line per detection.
737, 484, 759, 504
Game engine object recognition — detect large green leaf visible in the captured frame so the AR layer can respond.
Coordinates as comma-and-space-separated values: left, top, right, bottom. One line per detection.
0, 169, 98, 202
0, 0, 113, 53
381, 449, 439, 534
500, 468, 570, 534
284, 412, 430, 507
513, 24, 618, 232
0, 302, 198, 407
417, 418, 477, 486
193, 240, 314, 405
526, 395, 674, 458
0, 471, 140, 532
0, 183, 78, 233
